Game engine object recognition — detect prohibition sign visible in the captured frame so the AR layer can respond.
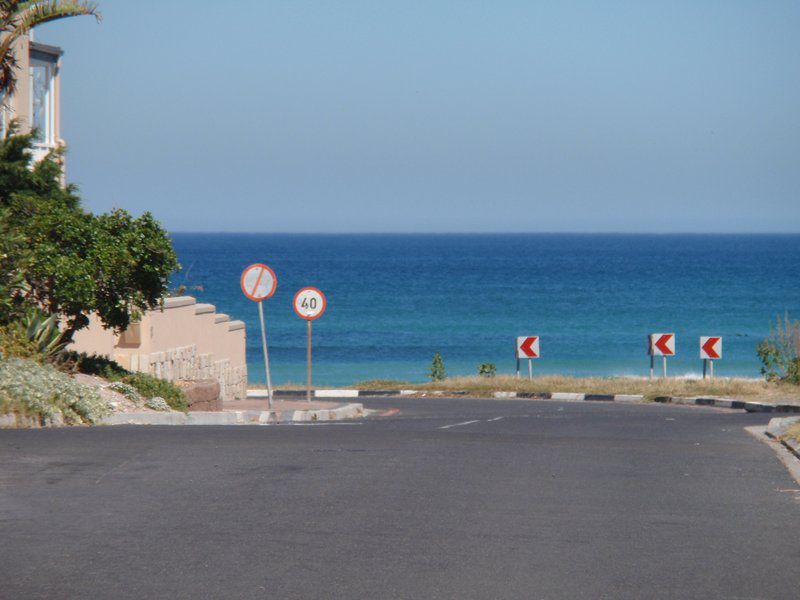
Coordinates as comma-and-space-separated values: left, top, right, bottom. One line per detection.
293, 287, 327, 321
240, 263, 277, 407
240, 263, 277, 302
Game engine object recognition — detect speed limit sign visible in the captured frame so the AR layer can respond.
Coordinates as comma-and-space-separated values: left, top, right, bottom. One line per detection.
294, 287, 327, 402
293, 287, 326, 321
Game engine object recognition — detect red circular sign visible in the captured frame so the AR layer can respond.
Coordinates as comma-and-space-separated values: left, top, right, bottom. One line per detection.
240, 263, 277, 302
293, 287, 327, 320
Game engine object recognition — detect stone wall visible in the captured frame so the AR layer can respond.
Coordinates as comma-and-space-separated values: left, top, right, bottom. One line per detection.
70, 297, 247, 401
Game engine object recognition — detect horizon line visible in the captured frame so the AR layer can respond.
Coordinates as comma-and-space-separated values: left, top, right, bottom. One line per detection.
166, 230, 800, 236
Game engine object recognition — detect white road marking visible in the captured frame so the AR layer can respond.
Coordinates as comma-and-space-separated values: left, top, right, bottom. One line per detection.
487, 417, 505, 422
439, 420, 480, 430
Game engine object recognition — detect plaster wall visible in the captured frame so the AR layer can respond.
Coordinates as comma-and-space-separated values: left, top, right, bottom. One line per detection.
69, 296, 248, 401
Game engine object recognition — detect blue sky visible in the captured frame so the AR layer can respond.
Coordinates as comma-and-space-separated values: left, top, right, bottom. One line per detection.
37, 1, 800, 233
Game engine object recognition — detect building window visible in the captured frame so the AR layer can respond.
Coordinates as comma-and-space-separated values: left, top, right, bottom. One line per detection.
0, 91, 7, 139
30, 58, 55, 145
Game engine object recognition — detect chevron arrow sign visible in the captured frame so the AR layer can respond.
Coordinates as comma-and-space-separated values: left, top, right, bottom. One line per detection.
649, 333, 675, 356
700, 336, 722, 360
516, 336, 540, 359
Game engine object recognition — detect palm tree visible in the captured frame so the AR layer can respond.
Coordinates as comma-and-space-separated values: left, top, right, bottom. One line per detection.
0, 1, 101, 98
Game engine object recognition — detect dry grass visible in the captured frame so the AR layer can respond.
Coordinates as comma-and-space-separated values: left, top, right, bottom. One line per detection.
355, 375, 800, 403
783, 422, 800, 444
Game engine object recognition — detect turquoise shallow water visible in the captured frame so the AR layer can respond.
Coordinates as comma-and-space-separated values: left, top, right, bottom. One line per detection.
170, 234, 800, 386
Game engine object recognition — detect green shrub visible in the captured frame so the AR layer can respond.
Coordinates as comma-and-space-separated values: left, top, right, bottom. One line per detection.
0, 323, 40, 361
758, 314, 800, 384
61, 351, 186, 410
0, 357, 110, 424
0, 309, 69, 363
121, 372, 187, 411
429, 352, 446, 381
478, 363, 497, 377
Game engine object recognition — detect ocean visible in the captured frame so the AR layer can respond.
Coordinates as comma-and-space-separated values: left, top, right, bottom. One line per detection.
170, 234, 800, 386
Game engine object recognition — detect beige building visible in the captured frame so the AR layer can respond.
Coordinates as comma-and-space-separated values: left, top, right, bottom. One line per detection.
1, 32, 63, 164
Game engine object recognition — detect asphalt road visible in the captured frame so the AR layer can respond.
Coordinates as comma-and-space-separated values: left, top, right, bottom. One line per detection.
2, 397, 799, 599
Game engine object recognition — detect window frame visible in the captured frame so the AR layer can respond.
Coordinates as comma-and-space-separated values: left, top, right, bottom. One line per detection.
29, 56, 56, 146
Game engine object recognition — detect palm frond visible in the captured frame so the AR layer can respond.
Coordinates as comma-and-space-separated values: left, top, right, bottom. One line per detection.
0, 51, 18, 97
14, 1, 101, 32
0, 1, 101, 96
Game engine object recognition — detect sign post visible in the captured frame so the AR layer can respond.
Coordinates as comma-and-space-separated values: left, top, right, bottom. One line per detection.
240, 263, 277, 408
516, 336, 539, 380
700, 336, 722, 380
293, 287, 327, 403
648, 333, 675, 379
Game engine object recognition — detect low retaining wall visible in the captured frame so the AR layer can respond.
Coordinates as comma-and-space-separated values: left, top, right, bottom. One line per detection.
70, 296, 247, 401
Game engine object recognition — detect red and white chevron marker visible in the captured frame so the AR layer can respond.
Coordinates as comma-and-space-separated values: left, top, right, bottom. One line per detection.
700, 336, 722, 360
649, 333, 675, 356
516, 336, 540, 380
516, 336, 540, 359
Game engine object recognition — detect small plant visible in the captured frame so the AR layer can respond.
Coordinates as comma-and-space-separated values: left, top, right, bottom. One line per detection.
20, 308, 70, 361
108, 381, 141, 402
145, 396, 170, 411
429, 352, 446, 381
478, 363, 497, 378
757, 313, 800, 384
0, 309, 68, 362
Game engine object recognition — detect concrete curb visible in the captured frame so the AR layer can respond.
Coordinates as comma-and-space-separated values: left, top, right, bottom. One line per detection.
745, 425, 800, 486
763, 416, 800, 460
247, 389, 644, 403
492, 391, 643, 403
291, 403, 365, 422
244, 388, 800, 415
98, 403, 365, 426
654, 396, 800, 413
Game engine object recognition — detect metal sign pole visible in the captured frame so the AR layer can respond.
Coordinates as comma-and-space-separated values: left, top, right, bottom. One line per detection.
257, 300, 273, 408
702, 358, 707, 380
307, 320, 312, 403
662, 356, 667, 379
649, 354, 654, 381
710, 360, 714, 380
528, 359, 533, 380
